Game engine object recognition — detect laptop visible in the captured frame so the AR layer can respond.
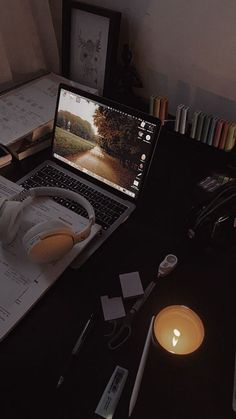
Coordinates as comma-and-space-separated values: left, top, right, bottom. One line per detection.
17, 83, 162, 268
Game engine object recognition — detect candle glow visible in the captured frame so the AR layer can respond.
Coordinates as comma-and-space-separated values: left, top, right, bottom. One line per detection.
153, 305, 204, 355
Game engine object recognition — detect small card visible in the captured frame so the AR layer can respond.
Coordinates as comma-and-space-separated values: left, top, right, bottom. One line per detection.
119, 271, 144, 299
100, 295, 126, 321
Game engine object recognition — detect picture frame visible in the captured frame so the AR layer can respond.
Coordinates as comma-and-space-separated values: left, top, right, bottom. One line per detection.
62, 1, 121, 96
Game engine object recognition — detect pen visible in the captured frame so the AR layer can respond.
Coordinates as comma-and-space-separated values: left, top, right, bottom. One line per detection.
56, 312, 94, 389
128, 316, 154, 417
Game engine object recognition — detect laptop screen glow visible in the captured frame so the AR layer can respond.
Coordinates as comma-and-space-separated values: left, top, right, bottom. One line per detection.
52, 87, 158, 199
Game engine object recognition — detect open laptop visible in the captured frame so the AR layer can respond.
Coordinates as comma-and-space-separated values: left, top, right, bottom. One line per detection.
17, 83, 162, 268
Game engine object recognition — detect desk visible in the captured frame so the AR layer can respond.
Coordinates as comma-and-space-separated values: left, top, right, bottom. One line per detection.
0, 128, 235, 419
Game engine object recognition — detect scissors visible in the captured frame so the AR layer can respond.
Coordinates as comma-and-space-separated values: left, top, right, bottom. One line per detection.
105, 254, 178, 350
105, 310, 135, 350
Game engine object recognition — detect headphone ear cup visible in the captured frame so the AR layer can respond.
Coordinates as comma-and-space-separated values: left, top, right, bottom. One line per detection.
0, 200, 24, 243
23, 220, 76, 263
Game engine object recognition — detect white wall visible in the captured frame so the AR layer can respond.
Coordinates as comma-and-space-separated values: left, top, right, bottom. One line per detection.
76, 0, 236, 120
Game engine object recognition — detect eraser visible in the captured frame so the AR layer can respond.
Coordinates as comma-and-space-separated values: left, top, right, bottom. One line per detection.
119, 271, 144, 299
100, 295, 126, 321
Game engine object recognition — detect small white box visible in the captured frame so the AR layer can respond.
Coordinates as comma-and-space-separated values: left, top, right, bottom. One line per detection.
119, 271, 144, 299
100, 295, 126, 321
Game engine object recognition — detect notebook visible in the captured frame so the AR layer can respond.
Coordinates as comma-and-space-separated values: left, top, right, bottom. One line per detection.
0, 175, 101, 341
18, 83, 162, 268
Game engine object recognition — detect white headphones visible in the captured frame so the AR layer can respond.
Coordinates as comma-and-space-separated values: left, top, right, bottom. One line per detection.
0, 187, 95, 264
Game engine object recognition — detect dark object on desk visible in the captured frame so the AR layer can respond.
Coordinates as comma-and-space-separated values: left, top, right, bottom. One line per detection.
106, 255, 178, 350
187, 177, 236, 248
56, 313, 94, 389
0, 144, 12, 167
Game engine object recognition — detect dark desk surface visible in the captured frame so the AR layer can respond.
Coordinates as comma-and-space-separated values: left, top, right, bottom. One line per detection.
0, 128, 236, 419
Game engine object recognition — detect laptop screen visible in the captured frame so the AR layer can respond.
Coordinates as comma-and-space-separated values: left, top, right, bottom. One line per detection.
52, 85, 161, 200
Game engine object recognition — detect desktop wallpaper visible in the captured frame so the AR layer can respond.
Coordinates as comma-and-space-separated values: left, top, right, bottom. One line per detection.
53, 102, 143, 190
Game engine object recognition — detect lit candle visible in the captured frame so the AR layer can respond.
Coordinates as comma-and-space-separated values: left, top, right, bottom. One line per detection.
153, 305, 204, 355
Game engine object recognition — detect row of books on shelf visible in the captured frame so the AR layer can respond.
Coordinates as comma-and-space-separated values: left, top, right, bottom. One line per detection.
149, 95, 169, 123
174, 104, 236, 152
148, 92, 236, 153
0, 120, 53, 168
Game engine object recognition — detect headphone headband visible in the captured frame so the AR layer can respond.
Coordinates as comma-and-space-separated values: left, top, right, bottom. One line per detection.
10, 187, 95, 223
0, 186, 96, 262
22, 187, 95, 244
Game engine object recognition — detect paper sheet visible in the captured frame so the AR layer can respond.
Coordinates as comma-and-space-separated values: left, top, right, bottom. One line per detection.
100, 295, 126, 321
0, 175, 101, 340
119, 271, 144, 299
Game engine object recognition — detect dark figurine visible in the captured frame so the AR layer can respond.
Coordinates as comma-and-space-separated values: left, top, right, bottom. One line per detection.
116, 44, 143, 95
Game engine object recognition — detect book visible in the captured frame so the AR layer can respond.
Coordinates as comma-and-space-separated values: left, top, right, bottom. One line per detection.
195, 112, 206, 141
179, 106, 189, 134
153, 96, 161, 118
190, 110, 201, 139
0, 145, 12, 167
224, 123, 236, 151
7, 121, 53, 160
0, 175, 101, 342
207, 117, 218, 145
212, 119, 224, 148
7, 134, 52, 160
159, 97, 168, 123
175, 104, 184, 132
218, 121, 231, 150
201, 114, 212, 143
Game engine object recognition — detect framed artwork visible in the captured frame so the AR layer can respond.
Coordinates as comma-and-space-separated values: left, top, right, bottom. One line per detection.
62, 1, 121, 96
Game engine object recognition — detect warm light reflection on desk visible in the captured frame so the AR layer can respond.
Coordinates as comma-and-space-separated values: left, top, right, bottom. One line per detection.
153, 305, 204, 355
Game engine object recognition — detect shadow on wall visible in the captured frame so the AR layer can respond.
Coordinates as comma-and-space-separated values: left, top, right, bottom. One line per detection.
144, 69, 168, 98
173, 83, 236, 122
174, 82, 236, 123
194, 88, 236, 122
137, 70, 192, 116
174, 80, 191, 113
143, 71, 236, 123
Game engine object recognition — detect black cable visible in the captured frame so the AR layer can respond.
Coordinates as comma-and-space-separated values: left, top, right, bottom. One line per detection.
192, 181, 236, 230
194, 192, 236, 229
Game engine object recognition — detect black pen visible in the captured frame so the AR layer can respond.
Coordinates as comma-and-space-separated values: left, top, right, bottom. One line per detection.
56, 312, 94, 389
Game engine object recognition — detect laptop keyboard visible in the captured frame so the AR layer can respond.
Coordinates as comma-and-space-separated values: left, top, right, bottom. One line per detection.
19, 164, 128, 230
